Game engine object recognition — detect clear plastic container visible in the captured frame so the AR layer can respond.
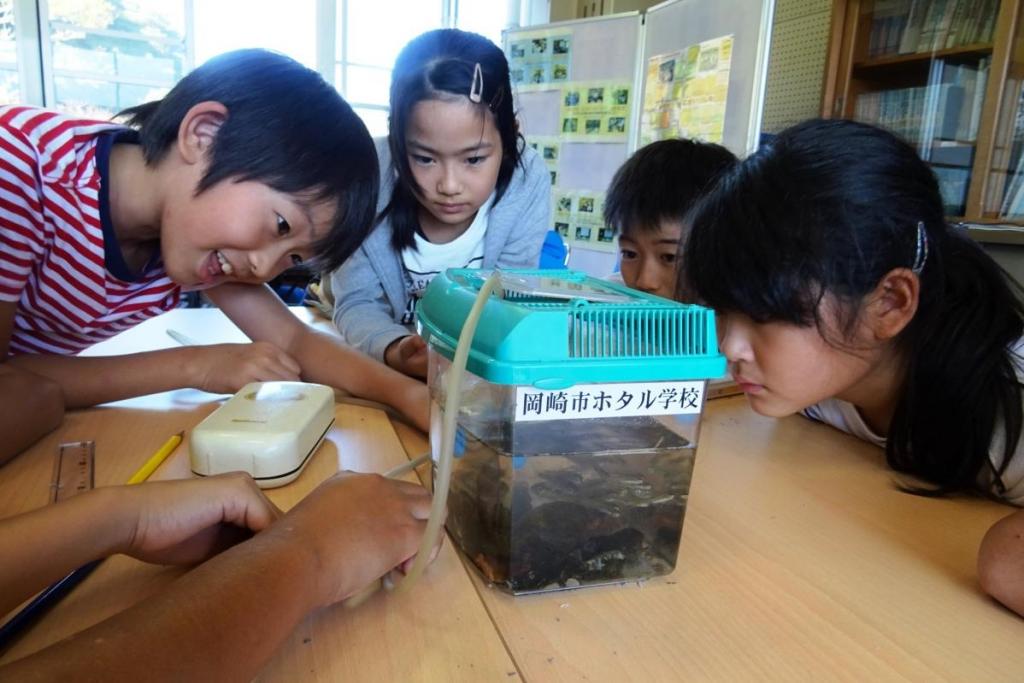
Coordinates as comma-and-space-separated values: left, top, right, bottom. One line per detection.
428, 353, 703, 594
418, 269, 722, 594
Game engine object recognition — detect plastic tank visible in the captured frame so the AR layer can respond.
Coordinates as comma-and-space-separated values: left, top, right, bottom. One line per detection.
418, 270, 723, 594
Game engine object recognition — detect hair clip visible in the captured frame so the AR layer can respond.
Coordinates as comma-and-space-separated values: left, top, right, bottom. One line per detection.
469, 63, 483, 103
912, 221, 929, 275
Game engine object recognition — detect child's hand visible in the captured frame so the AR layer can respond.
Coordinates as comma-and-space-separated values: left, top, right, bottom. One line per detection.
384, 335, 429, 378
190, 342, 301, 393
114, 473, 281, 565
265, 471, 436, 608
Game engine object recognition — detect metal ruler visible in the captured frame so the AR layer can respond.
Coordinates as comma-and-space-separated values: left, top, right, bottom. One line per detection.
50, 440, 95, 503
0, 440, 98, 653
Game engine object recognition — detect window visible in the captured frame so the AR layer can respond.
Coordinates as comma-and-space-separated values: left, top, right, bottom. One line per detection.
0, 0, 18, 103
337, 0, 445, 137
5, 0, 513, 129
335, 0, 511, 137
454, 0, 508, 47
43, 0, 187, 118
192, 0, 317, 69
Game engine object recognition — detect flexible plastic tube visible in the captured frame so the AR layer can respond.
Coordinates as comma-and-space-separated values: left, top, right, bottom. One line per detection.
343, 271, 501, 607
391, 270, 501, 594
383, 452, 431, 479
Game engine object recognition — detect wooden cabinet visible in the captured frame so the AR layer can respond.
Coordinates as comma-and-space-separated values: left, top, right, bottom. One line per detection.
823, 0, 1024, 223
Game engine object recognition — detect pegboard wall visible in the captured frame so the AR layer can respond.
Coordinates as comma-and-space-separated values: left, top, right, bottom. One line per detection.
761, 0, 832, 134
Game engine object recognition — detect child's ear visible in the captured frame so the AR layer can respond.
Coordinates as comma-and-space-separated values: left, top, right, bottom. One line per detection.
865, 267, 920, 341
177, 101, 228, 166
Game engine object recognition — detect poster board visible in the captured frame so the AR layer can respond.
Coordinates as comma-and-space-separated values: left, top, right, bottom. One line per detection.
640, 0, 774, 157
505, 13, 643, 276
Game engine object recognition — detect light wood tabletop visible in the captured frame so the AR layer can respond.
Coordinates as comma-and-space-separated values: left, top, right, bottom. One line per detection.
2, 306, 1024, 681
395, 402, 1024, 681
0, 307, 516, 681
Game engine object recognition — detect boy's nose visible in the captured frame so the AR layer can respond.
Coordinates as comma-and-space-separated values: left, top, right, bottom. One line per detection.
634, 261, 662, 294
247, 251, 279, 282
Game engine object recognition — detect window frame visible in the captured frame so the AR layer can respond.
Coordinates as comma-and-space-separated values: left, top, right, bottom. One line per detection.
7, 0, 514, 120
10, 0, 43, 104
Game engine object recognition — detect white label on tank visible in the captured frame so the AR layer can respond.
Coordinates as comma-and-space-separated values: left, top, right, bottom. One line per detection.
514, 381, 705, 422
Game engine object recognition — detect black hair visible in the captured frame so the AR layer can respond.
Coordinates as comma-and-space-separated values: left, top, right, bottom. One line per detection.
381, 29, 522, 252
682, 118, 1024, 498
117, 48, 378, 272
604, 138, 736, 236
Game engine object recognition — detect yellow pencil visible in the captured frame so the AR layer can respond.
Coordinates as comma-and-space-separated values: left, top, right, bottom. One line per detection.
126, 431, 184, 485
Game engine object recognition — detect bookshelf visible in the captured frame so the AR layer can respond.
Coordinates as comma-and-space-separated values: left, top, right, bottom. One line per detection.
823, 0, 1024, 224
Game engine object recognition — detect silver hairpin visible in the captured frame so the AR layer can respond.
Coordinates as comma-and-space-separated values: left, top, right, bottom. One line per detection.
912, 221, 929, 275
469, 63, 483, 103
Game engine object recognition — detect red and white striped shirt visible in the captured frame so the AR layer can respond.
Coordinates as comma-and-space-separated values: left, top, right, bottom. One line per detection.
0, 105, 180, 356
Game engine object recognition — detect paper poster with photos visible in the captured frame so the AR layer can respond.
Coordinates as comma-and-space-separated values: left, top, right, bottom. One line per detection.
553, 189, 615, 253
508, 30, 572, 90
527, 136, 561, 187
559, 81, 631, 142
640, 34, 733, 146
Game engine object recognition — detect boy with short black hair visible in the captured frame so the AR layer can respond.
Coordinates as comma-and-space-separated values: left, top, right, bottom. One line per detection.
0, 49, 429, 464
604, 138, 736, 299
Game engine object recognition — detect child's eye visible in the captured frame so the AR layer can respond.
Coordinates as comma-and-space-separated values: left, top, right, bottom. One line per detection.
466, 155, 487, 166
290, 254, 303, 266
620, 249, 638, 260
276, 214, 291, 236
659, 253, 677, 265
411, 154, 434, 165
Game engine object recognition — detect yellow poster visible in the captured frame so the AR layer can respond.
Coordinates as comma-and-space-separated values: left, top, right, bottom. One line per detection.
508, 30, 572, 91
559, 81, 631, 142
640, 35, 733, 146
552, 189, 615, 253
526, 136, 561, 187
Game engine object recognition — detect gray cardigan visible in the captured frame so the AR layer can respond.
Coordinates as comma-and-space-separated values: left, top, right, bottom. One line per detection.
330, 138, 551, 361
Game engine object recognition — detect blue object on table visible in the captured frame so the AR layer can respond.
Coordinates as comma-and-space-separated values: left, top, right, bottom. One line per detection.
538, 229, 569, 269
270, 282, 308, 305
0, 559, 101, 653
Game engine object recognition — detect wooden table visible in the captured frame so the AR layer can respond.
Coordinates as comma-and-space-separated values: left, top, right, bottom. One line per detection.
2, 308, 1023, 681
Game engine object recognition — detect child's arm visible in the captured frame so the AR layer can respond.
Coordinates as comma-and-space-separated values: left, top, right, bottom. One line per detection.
330, 245, 413, 363
493, 149, 552, 270
0, 364, 64, 466
2, 302, 306, 408
0, 303, 63, 463
0, 474, 280, 616
977, 508, 1024, 617
207, 283, 430, 431
0, 472, 434, 681
333, 258, 427, 376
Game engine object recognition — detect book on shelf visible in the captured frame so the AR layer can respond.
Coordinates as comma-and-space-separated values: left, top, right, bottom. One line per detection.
898, 0, 928, 54
942, 0, 964, 48
968, 57, 990, 139
1000, 151, 1024, 219
867, 0, 999, 59
931, 165, 970, 215
853, 56, 989, 148
869, 0, 911, 57
998, 85, 1024, 218
918, 0, 951, 53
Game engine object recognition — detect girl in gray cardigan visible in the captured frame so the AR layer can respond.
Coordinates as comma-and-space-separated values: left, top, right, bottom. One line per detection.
330, 29, 551, 377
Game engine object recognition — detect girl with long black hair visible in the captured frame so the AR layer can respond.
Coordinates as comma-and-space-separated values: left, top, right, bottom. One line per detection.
330, 29, 551, 378
681, 118, 1024, 616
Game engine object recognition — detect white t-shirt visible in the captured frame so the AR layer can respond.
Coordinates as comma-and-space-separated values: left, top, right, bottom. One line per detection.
399, 193, 493, 324
803, 340, 1024, 505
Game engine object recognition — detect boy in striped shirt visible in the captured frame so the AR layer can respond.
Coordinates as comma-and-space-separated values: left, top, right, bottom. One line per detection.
0, 49, 430, 463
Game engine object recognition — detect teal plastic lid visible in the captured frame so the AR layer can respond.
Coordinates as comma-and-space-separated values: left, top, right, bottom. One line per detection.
416, 269, 725, 388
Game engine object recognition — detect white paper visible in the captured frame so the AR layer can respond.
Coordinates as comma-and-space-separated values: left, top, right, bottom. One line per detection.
515, 381, 705, 422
